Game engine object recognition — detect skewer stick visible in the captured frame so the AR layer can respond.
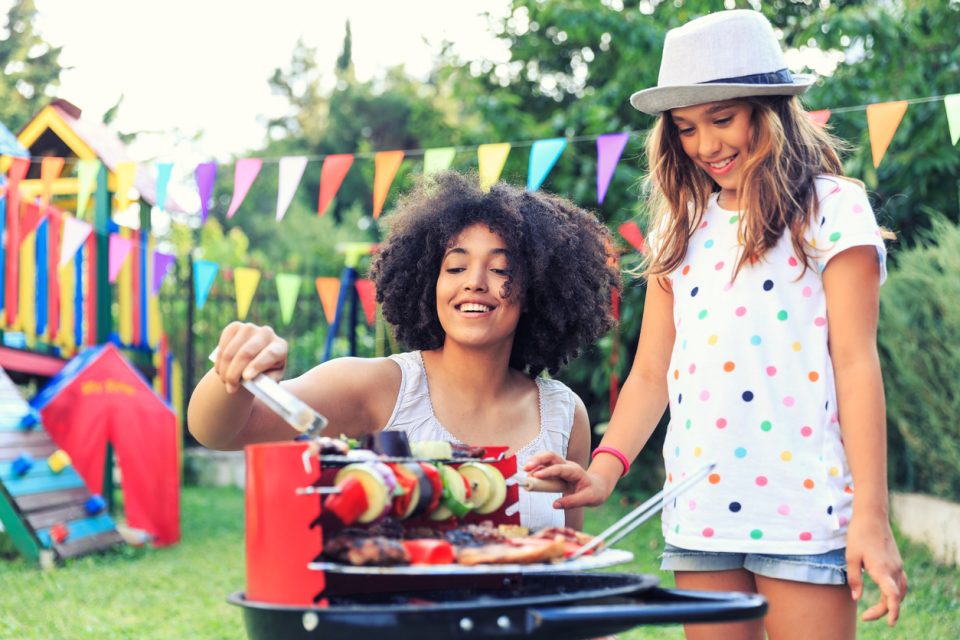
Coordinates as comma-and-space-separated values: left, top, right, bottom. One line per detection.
296, 486, 342, 495
568, 461, 717, 561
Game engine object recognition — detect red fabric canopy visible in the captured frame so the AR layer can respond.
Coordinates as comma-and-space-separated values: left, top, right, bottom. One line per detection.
34, 343, 179, 546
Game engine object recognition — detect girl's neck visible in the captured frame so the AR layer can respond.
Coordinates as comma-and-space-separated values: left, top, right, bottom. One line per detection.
716, 188, 740, 211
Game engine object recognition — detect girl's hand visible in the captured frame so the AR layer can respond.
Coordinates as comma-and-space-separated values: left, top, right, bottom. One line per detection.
846, 514, 907, 626
524, 452, 616, 509
213, 322, 288, 394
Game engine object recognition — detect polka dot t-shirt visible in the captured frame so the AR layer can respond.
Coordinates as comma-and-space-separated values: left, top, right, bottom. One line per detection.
661, 176, 887, 554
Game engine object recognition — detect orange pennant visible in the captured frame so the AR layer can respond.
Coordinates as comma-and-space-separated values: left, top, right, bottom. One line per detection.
866, 101, 908, 168
354, 278, 377, 326
373, 150, 404, 219
807, 109, 831, 128
315, 277, 341, 325
318, 154, 353, 217
40, 156, 64, 207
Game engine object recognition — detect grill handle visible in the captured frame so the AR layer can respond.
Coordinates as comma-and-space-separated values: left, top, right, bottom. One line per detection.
525, 588, 767, 632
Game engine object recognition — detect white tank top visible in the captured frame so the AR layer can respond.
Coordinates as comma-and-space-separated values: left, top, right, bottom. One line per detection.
383, 351, 576, 531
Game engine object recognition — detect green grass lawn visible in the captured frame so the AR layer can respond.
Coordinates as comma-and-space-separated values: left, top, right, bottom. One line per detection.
1, 486, 957, 639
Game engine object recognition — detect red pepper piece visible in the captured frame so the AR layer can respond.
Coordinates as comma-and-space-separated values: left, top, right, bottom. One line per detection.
324, 477, 369, 525
402, 539, 455, 565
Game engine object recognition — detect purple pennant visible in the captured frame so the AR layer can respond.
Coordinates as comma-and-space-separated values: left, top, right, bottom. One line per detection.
596, 132, 630, 204
152, 251, 176, 294
195, 161, 217, 223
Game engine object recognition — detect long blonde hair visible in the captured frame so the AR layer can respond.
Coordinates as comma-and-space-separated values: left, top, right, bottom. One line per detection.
642, 96, 846, 280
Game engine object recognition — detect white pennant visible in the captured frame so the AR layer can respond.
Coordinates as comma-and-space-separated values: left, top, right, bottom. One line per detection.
59, 217, 93, 267
276, 156, 308, 221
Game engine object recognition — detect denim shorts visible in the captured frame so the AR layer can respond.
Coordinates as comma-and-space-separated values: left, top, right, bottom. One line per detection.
660, 543, 848, 585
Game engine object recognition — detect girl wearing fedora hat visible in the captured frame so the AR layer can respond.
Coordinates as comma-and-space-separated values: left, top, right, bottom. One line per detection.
526, 9, 906, 639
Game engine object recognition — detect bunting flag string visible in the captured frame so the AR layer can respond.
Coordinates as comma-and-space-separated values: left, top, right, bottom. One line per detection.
866, 101, 909, 169
596, 133, 630, 204
152, 251, 176, 294
193, 260, 219, 310
75, 159, 99, 219
354, 278, 377, 326
108, 233, 134, 283
944, 94, 960, 146
373, 151, 404, 219
195, 161, 217, 223
155, 162, 173, 213
115, 161, 137, 211
59, 217, 93, 267
423, 147, 456, 175
275, 273, 302, 325
527, 138, 567, 191
315, 277, 340, 324
227, 158, 263, 219
233, 266, 261, 320
477, 143, 511, 191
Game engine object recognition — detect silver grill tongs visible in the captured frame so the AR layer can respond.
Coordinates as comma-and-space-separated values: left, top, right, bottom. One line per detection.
568, 461, 717, 561
208, 348, 329, 437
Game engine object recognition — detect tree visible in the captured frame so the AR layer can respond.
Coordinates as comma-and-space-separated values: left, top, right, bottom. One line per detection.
0, 0, 62, 131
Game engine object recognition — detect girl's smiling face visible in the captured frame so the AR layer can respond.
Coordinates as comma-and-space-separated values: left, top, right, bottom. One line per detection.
435, 223, 522, 349
671, 100, 755, 206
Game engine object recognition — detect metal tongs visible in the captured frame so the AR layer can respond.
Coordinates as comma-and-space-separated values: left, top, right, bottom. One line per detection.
208, 347, 329, 437
568, 461, 717, 561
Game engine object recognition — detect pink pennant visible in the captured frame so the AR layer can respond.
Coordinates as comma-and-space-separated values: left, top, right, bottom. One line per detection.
227, 158, 263, 218
596, 133, 630, 204
318, 155, 354, 217
152, 251, 177, 294
354, 279, 377, 325
108, 234, 134, 283
618, 221, 646, 253
808, 110, 832, 128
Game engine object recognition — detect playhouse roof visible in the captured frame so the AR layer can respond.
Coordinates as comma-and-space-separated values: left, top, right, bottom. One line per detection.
17, 99, 185, 213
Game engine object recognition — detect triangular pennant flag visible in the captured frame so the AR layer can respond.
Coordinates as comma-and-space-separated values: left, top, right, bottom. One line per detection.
423, 147, 456, 175
373, 150, 405, 219
478, 143, 511, 191
276, 156, 308, 221
195, 161, 217, 223
8, 155, 30, 182
227, 158, 263, 219
808, 109, 832, 128
115, 161, 137, 211
233, 266, 261, 320
59, 217, 93, 267
945, 94, 960, 146
596, 132, 630, 204
19, 204, 46, 245
152, 251, 176, 293
155, 162, 173, 212
194, 260, 219, 310
275, 273, 302, 325
618, 221, 646, 253
318, 154, 353, 217
315, 277, 341, 325
40, 156, 64, 207
354, 278, 377, 326
866, 101, 908, 168
75, 159, 99, 219
108, 233, 134, 283
527, 138, 567, 191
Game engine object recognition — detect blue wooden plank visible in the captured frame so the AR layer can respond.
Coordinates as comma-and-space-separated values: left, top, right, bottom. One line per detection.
35, 513, 117, 548
1, 460, 81, 481
2, 473, 86, 497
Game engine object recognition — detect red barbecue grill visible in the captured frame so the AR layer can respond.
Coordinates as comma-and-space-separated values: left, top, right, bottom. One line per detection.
230, 441, 767, 639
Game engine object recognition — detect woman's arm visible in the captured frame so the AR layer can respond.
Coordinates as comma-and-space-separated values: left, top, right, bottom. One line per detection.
188, 322, 400, 450
824, 245, 906, 626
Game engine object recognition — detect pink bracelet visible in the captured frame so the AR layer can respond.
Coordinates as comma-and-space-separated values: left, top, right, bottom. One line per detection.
592, 446, 630, 477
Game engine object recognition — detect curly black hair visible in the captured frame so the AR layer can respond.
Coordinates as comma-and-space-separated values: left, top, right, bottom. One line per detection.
370, 171, 621, 378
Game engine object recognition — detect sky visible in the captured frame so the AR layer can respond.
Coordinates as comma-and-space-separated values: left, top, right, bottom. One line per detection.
32, 0, 511, 162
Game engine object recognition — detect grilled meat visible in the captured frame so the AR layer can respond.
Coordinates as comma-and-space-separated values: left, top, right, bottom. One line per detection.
456, 537, 566, 566
321, 535, 410, 566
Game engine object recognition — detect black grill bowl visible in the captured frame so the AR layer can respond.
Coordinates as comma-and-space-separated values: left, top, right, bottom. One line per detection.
229, 572, 767, 640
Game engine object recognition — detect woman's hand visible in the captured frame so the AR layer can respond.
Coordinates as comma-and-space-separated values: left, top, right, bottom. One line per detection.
524, 451, 616, 509
846, 513, 907, 626
213, 322, 288, 394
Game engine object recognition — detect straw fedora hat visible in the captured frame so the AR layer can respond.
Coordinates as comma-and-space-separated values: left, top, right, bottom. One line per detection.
630, 10, 816, 115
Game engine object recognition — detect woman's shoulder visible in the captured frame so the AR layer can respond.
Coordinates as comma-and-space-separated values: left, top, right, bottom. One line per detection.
814, 174, 869, 203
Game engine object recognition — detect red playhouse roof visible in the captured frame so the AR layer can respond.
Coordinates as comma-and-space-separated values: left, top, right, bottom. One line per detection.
30, 343, 180, 546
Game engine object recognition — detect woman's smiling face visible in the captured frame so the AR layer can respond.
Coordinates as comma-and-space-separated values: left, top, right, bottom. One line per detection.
435, 223, 522, 350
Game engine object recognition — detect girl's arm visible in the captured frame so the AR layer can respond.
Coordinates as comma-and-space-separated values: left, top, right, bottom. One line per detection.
528, 277, 675, 508
188, 322, 400, 450
824, 246, 907, 626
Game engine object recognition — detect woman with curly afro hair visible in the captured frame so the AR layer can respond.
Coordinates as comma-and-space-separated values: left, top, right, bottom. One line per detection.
189, 171, 620, 531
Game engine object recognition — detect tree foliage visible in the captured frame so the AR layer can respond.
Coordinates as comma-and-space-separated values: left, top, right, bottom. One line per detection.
0, 0, 61, 131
